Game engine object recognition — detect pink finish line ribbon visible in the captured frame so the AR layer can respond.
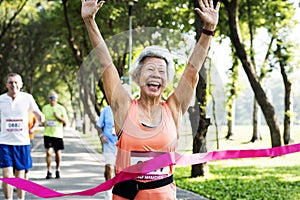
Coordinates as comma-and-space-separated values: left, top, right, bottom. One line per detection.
1, 143, 300, 198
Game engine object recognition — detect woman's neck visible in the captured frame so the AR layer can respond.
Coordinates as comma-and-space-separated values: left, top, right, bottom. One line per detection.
137, 98, 162, 125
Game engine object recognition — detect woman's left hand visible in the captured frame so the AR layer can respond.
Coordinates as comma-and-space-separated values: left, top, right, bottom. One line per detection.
81, 0, 105, 20
195, 0, 220, 30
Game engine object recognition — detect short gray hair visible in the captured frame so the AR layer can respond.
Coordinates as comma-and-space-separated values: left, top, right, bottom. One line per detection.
6, 73, 22, 83
130, 46, 174, 85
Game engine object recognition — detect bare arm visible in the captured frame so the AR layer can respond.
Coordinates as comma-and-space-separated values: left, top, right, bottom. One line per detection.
53, 112, 67, 126
168, 0, 220, 123
32, 111, 45, 124
81, 0, 131, 133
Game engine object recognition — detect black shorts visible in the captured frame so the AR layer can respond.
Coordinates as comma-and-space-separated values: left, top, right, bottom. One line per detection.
44, 136, 64, 151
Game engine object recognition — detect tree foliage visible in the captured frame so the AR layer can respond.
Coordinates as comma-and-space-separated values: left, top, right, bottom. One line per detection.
0, 0, 299, 143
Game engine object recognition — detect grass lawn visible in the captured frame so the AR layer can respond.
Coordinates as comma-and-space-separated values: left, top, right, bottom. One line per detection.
175, 125, 300, 200
175, 155, 300, 200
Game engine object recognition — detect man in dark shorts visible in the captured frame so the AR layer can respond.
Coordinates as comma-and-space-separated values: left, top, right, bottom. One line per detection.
42, 91, 68, 179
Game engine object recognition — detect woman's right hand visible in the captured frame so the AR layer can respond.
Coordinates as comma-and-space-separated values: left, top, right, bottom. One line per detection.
81, 0, 105, 20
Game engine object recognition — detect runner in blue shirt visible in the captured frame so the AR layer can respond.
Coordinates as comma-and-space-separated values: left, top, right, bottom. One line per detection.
96, 105, 118, 200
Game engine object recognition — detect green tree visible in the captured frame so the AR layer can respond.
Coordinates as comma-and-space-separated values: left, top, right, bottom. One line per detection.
220, 0, 295, 147
0, 0, 28, 92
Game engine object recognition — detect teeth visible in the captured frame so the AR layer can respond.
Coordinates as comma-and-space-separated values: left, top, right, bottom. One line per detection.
148, 82, 160, 86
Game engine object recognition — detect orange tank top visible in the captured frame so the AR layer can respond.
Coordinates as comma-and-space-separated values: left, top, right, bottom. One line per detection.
114, 99, 178, 200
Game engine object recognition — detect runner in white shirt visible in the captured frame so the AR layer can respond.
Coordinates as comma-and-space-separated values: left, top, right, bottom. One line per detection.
0, 73, 45, 200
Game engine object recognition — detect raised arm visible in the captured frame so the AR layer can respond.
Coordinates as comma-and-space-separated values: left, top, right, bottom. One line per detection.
81, 0, 131, 133
81, 1, 106, 49
168, 0, 220, 120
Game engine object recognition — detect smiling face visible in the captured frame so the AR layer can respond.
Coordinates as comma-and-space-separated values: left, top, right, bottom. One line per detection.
139, 57, 168, 98
6, 74, 23, 97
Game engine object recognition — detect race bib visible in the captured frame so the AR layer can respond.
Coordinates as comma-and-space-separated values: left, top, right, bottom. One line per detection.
46, 120, 57, 127
130, 151, 169, 180
5, 119, 24, 132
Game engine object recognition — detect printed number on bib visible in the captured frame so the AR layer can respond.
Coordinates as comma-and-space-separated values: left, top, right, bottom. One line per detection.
5, 119, 24, 132
130, 151, 169, 180
46, 120, 57, 127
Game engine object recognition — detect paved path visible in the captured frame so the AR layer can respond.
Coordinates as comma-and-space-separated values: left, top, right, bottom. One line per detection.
1, 128, 208, 200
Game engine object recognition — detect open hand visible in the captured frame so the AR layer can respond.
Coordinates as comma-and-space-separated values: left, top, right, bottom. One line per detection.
81, 0, 105, 19
195, 0, 220, 30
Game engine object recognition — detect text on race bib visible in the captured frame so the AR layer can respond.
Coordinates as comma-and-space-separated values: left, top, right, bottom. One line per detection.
46, 120, 57, 127
130, 151, 170, 180
5, 119, 24, 132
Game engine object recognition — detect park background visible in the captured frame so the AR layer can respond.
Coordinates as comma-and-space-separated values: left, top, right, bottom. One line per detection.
1, 0, 300, 199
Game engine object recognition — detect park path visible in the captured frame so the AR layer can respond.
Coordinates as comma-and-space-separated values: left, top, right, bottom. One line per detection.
1, 128, 208, 200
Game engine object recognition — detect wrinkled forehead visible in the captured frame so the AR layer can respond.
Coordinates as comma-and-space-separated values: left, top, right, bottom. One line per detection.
141, 56, 167, 67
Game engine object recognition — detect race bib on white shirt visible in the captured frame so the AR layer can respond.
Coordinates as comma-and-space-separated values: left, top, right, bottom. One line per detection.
46, 120, 57, 127
130, 151, 170, 180
5, 119, 24, 133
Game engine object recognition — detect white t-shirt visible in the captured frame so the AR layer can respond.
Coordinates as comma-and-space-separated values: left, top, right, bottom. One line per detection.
0, 92, 40, 145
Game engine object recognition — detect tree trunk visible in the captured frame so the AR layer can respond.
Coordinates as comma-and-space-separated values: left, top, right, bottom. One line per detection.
276, 40, 293, 145
225, 98, 234, 140
191, 116, 211, 177
250, 99, 262, 142
223, 0, 281, 147
246, 0, 260, 142
190, 70, 211, 177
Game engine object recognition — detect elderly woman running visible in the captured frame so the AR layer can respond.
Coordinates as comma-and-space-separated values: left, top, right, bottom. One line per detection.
81, 0, 220, 199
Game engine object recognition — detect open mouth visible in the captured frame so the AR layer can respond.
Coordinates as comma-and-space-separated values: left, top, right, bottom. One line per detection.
147, 82, 161, 91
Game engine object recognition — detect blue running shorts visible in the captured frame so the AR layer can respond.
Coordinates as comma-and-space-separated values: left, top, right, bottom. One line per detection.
0, 144, 32, 170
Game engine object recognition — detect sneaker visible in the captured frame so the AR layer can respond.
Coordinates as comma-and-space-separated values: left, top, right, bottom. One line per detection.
46, 171, 52, 179
55, 170, 60, 179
